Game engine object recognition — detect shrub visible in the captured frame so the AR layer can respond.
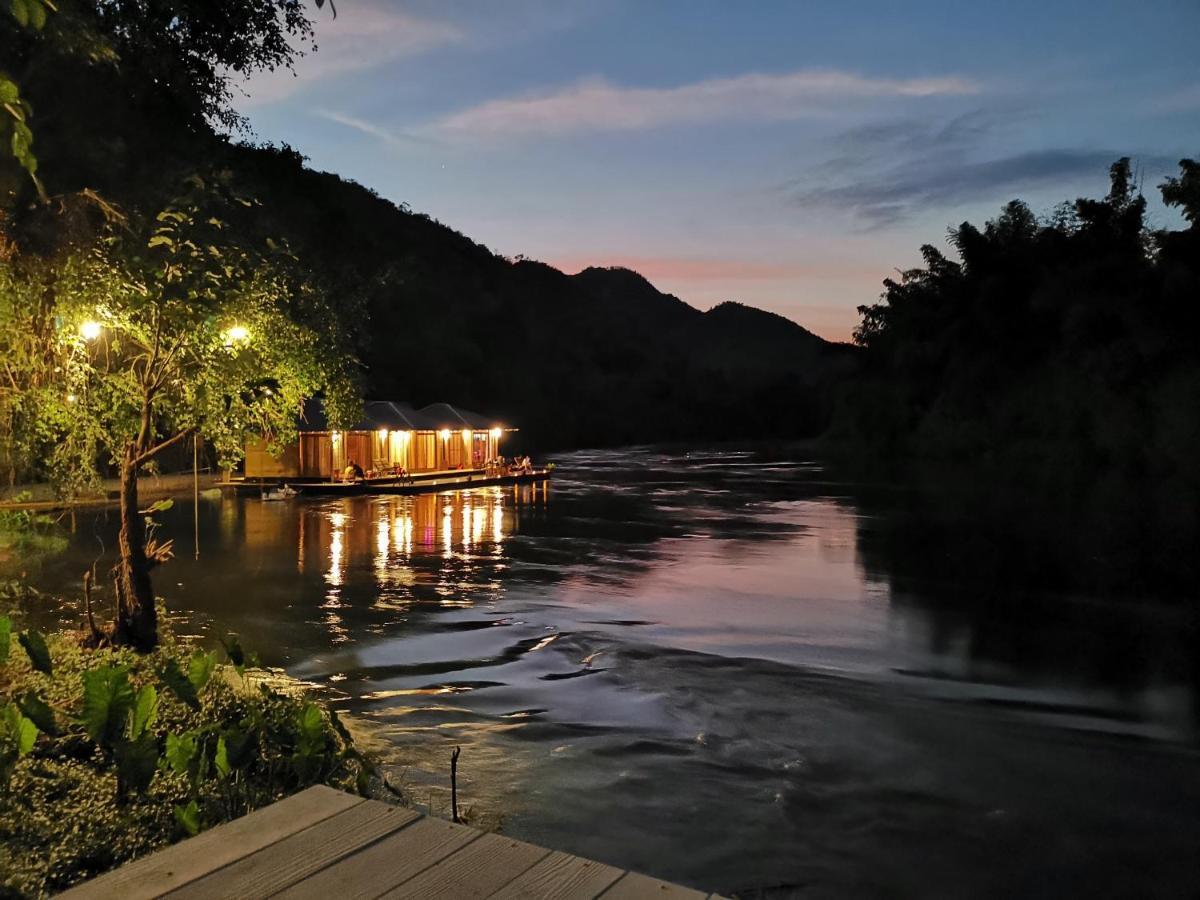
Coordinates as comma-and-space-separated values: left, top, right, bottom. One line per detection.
0, 610, 372, 898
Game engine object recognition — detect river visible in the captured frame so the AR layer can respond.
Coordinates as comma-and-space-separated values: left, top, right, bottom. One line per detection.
17, 446, 1200, 897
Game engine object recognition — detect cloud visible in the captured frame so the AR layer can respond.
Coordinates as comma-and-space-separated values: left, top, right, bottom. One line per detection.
313, 109, 438, 149
430, 69, 980, 139
790, 111, 1175, 227
237, 5, 463, 106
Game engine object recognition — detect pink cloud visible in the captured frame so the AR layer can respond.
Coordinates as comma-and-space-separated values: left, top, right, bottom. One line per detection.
433, 69, 980, 139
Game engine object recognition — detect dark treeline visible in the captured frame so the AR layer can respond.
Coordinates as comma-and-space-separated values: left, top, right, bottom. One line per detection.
833, 158, 1200, 484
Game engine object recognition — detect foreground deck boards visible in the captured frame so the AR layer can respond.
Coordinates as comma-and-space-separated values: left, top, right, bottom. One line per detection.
57, 786, 723, 899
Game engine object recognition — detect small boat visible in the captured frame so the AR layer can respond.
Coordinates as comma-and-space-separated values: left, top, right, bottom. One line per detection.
260, 484, 298, 501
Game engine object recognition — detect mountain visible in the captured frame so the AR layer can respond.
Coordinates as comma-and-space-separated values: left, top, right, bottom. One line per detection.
226, 145, 857, 449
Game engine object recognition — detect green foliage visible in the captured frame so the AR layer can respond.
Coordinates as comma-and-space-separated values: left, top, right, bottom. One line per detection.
188, 650, 217, 693
16, 630, 50, 675
173, 799, 201, 837
0, 624, 376, 897
15, 692, 57, 736
157, 657, 199, 710
0, 503, 67, 570
0, 616, 10, 663
80, 665, 135, 746
838, 157, 1200, 483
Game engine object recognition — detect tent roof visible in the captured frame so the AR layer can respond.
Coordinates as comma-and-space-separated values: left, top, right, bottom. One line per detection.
298, 399, 509, 433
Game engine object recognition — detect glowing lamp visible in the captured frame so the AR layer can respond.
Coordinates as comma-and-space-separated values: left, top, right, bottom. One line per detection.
489, 427, 502, 439
438, 429, 451, 441
462, 429, 472, 440
331, 431, 341, 444
224, 324, 250, 345
377, 428, 388, 439
79, 320, 102, 340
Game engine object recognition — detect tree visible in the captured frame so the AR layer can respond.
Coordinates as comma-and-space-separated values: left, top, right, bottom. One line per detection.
1, 0, 333, 207
1, 177, 360, 649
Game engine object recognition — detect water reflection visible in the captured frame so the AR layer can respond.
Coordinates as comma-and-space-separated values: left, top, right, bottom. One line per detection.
12, 449, 1200, 897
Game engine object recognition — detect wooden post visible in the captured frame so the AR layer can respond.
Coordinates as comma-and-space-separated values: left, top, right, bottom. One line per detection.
450, 746, 461, 823
193, 433, 200, 560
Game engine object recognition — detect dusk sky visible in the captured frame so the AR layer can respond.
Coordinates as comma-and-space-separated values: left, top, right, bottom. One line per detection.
240, 0, 1200, 341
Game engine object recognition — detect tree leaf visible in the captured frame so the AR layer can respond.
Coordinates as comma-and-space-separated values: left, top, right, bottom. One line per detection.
18, 629, 51, 674
164, 731, 198, 776
221, 726, 254, 770
158, 658, 200, 710
81, 664, 134, 747
114, 734, 159, 793
214, 734, 230, 778
0, 616, 10, 664
187, 650, 216, 693
174, 800, 201, 836
17, 691, 58, 735
2, 704, 38, 755
219, 635, 245, 670
27, 0, 44, 29
130, 684, 158, 738
10, 0, 30, 28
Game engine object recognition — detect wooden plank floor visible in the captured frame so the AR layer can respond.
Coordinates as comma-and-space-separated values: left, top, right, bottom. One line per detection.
57, 786, 725, 900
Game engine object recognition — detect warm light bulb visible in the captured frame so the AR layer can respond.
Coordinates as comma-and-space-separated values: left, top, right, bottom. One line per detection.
224, 324, 249, 344
489, 427, 502, 439
462, 429, 472, 440
377, 428, 388, 439
438, 429, 451, 441
79, 320, 102, 340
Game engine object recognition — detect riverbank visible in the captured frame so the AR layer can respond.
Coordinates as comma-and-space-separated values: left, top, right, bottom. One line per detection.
0, 472, 225, 512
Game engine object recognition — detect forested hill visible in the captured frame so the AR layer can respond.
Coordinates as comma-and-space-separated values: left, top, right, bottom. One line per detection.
223, 145, 856, 449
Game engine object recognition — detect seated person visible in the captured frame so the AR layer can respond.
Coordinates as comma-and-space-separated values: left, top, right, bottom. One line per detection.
342, 459, 365, 482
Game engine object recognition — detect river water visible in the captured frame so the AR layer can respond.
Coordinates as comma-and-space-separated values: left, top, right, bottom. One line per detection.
18, 447, 1200, 897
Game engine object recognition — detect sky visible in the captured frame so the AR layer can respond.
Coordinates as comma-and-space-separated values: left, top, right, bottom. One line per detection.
238, 0, 1200, 341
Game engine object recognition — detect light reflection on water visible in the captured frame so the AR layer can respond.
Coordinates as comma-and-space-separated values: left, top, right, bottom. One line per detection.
16, 450, 1200, 897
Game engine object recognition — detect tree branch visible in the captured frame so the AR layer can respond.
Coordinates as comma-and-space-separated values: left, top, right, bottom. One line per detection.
135, 426, 196, 466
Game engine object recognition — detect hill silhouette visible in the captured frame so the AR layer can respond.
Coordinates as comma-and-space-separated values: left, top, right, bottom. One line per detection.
224, 144, 856, 449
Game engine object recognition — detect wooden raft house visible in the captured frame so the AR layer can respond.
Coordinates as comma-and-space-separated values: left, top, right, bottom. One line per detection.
238, 400, 549, 496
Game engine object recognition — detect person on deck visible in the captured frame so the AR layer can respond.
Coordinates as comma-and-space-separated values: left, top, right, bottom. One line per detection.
343, 459, 365, 482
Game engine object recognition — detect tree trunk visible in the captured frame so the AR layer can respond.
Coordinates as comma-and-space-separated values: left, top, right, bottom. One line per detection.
112, 450, 157, 650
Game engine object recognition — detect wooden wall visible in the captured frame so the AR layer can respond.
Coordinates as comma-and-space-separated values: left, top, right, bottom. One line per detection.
244, 439, 300, 478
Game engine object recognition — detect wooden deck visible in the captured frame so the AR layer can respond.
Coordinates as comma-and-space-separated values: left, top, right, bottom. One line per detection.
57, 786, 721, 899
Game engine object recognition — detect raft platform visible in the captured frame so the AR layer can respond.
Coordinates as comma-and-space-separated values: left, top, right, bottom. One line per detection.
58, 785, 720, 899
221, 468, 551, 497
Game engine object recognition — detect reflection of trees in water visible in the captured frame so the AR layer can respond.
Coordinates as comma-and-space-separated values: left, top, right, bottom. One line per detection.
847, 462, 1200, 707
